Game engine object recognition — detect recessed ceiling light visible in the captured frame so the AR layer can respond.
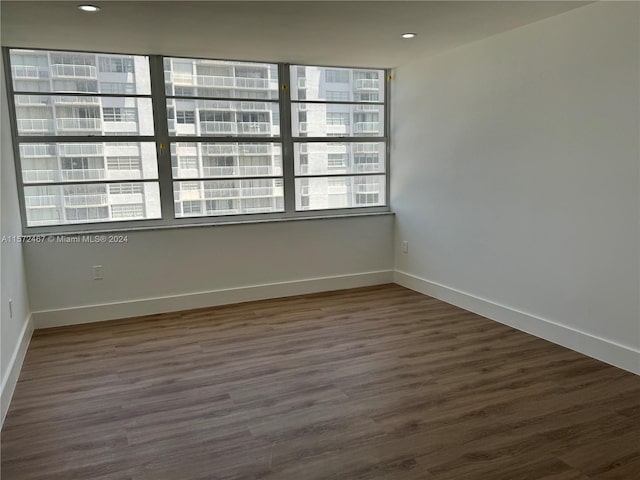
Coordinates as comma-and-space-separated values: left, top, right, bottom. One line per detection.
401, 33, 417, 39
78, 4, 100, 12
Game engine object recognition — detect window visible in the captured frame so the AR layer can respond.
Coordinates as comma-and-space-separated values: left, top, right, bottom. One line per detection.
326, 113, 350, 126
328, 154, 348, 169
325, 69, 350, 83
290, 65, 386, 211
109, 183, 144, 195
6, 48, 388, 233
99, 57, 134, 73
176, 110, 195, 124
103, 107, 137, 122
9, 49, 159, 228
111, 204, 145, 219
165, 57, 283, 218
106, 156, 142, 171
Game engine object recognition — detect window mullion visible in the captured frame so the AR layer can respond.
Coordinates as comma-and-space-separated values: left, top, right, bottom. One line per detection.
149, 55, 174, 226
278, 63, 295, 216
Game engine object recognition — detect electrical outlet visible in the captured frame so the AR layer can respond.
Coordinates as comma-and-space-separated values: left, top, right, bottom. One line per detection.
402, 241, 409, 254
9, 299, 13, 319
92, 265, 104, 280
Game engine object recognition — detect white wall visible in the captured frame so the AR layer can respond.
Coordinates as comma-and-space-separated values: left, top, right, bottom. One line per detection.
1, 51, 33, 422
24, 215, 394, 327
392, 2, 640, 373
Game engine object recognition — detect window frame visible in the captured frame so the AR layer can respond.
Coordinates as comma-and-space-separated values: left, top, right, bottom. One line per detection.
3, 47, 390, 235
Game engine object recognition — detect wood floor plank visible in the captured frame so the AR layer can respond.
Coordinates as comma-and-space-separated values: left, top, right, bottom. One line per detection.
2, 284, 639, 479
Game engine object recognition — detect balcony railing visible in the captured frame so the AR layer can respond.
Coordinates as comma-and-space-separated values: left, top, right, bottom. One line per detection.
26, 195, 59, 208
354, 122, 380, 133
23, 170, 58, 183
354, 104, 380, 111
60, 169, 106, 181
354, 78, 380, 90
56, 118, 102, 130
235, 77, 275, 89
20, 145, 57, 157
199, 122, 271, 134
15, 95, 51, 106
200, 144, 272, 156
240, 166, 278, 176
54, 96, 101, 105
172, 73, 277, 91
63, 194, 108, 206
204, 188, 241, 198
238, 102, 270, 111
18, 119, 54, 133
237, 122, 270, 134
11, 65, 49, 79
202, 166, 277, 177
51, 64, 97, 78
58, 144, 104, 156
195, 75, 235, 88
201, 144, 236, 155
239, 144, 272, 154
200, 121, 235, 134
242, 187, 277, 197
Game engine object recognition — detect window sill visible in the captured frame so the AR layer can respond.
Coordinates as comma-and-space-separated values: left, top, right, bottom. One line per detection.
28, 211, 395, 237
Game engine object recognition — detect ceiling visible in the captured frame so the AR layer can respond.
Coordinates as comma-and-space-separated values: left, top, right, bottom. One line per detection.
1, 1, 589, 68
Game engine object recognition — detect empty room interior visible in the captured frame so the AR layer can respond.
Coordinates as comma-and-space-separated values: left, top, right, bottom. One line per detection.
1, 1, 639, 479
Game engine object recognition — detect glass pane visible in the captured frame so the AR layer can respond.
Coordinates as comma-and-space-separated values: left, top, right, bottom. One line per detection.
294, 142, 385, 175
23, 182, 161, 226
14, 96, 154, 136
10, 49, 150, 95
292, 103, 383, 137
164, 58, 278, 100
171, 142, 282, 179
174, 179, 284, 217
167, 99, 280, 137
296, 175, 386, 211
290, 66, 384, 102
19, 142, 158, 183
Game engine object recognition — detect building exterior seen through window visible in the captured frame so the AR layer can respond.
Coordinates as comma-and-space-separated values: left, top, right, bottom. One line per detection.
6, 48, 388, 232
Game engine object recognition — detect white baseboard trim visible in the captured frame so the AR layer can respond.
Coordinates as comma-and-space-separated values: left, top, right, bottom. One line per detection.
394, 271, 640, 375
32, 270, 394, 329
1, 314, 34, 426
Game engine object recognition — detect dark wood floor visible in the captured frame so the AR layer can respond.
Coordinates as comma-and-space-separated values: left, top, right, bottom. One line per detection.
2, 284, 639, 480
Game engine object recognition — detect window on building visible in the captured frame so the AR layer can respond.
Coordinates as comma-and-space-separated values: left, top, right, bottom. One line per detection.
103, 107, 137, 122
6, 48, 388, 233
176, 111, 195, 124
106, 156, 142, 171
111, 204, 145, 219
326, 113, 350, 126
325, 69, 350, 83
98, 57, 135, 73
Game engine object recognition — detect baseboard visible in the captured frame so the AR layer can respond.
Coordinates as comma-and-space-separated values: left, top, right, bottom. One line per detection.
1, 314, 34, 426
32, 270, 394, 329
394, 271, 640, 375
